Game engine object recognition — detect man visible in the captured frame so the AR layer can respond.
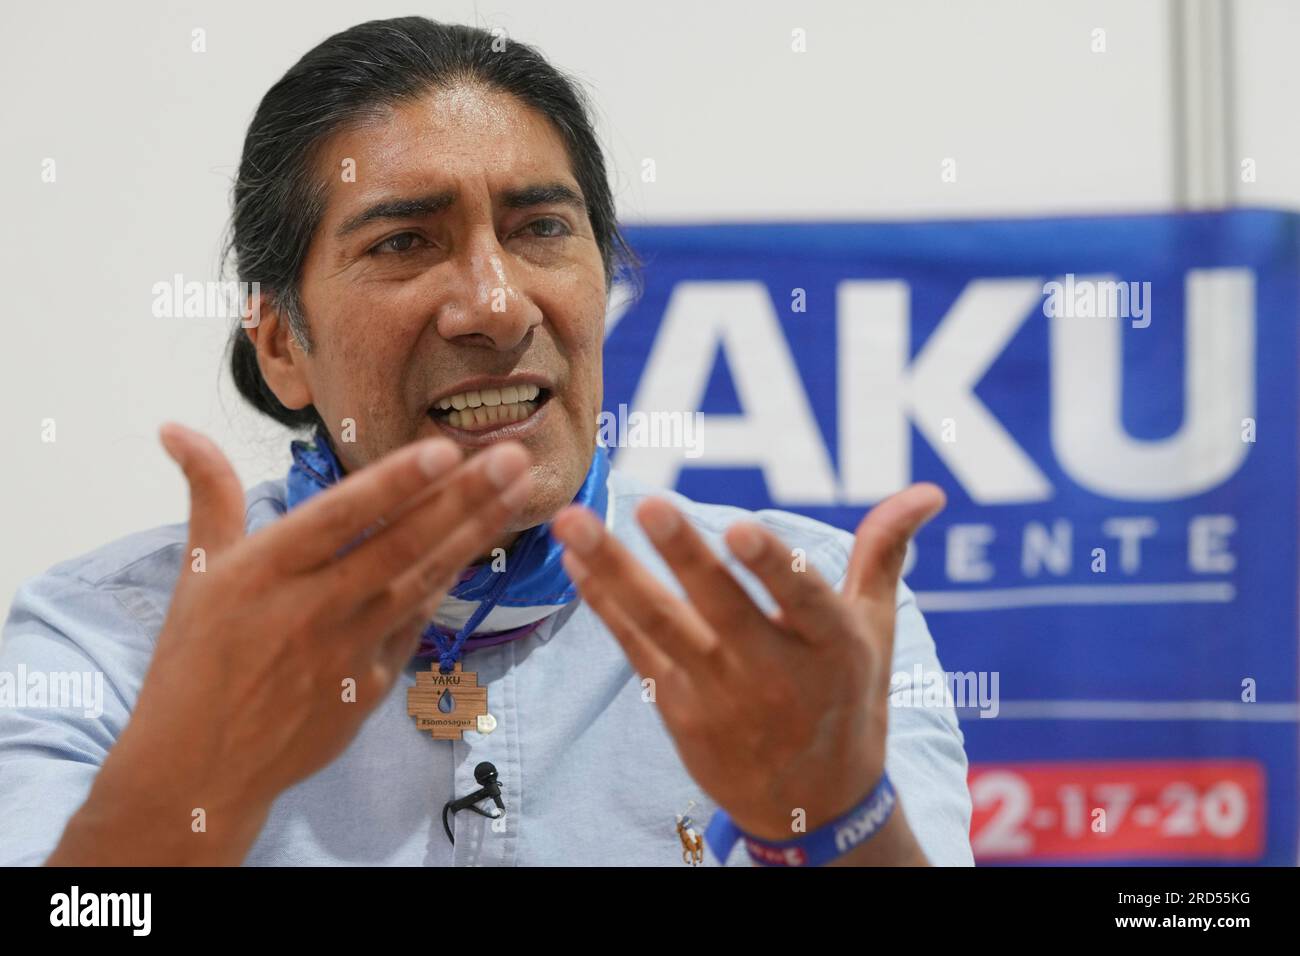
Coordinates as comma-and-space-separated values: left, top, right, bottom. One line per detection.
0, 17, 972, 866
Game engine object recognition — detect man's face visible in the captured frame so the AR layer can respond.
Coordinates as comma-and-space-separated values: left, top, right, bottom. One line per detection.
261, 84, 608, 532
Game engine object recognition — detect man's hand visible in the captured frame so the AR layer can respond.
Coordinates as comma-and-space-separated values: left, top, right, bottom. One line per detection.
550, 483, 945, 863
47, 423, 533, 865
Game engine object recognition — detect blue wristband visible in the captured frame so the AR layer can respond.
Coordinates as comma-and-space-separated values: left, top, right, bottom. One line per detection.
703, 772, 896, 866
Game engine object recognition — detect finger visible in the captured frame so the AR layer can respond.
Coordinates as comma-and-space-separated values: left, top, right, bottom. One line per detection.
159, 423, 247, 563
551, 503, 719, 666
722, 520, 848, 645
343, 444, 533, 633
843, 483, 946, 606
254, 435, 463, 573
562, 550, 676, 681
634, 497, 770, 637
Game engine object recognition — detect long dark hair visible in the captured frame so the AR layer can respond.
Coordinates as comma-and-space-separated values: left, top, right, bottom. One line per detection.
222, 16, 640, 431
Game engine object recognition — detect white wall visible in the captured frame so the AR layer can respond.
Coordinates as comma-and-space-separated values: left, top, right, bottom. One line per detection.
0, 0, 1295, 608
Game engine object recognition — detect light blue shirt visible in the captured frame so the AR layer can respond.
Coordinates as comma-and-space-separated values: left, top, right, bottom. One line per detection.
0, 466, 973, 866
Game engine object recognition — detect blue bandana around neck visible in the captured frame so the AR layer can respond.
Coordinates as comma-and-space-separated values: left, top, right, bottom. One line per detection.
285, 427, 611, 667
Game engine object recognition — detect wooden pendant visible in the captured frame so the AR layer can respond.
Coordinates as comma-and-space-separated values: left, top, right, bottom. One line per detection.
408, 662, 489, 740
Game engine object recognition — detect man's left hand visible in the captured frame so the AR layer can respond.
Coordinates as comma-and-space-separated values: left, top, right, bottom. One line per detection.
550, 482, 946, 851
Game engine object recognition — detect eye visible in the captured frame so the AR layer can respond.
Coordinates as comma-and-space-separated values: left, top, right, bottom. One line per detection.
368, 231, 427, 256
517, 217, 571, 240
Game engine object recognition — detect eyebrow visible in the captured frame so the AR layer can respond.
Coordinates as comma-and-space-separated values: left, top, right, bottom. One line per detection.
334, 182, 587, 239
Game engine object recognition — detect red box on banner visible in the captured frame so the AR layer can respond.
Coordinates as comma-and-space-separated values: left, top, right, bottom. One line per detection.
968, 760, 1265, 862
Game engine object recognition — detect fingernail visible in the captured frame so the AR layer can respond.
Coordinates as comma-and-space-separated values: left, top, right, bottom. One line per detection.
485, 446, 525, 489
557, 511, 601, 555
728, 524, 762, 561
639, 502, 680, 543
417, 441, 456, 478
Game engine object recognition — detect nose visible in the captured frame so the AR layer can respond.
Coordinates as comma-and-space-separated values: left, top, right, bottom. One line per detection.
434, 228, 543, 350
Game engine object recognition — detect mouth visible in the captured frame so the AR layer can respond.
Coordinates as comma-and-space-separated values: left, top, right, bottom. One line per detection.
426, 380, 553, 439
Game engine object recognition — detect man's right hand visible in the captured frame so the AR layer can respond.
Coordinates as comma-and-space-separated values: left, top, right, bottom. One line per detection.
46, 422, 532, 865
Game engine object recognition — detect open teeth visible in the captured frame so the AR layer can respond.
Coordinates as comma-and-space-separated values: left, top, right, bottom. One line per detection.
429, 383, 546, 430
435, 383, 541, 412
445, 400, 538, 429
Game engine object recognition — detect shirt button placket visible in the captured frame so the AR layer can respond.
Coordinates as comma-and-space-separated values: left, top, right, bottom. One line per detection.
450, 646, 520, 867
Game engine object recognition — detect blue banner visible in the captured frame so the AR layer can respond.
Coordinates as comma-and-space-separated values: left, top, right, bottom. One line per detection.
604, 210, 1300, 865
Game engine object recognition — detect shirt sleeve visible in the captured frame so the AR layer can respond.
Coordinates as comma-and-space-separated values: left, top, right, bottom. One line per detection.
0, 573, 148, 865
876, 577, 975, 866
